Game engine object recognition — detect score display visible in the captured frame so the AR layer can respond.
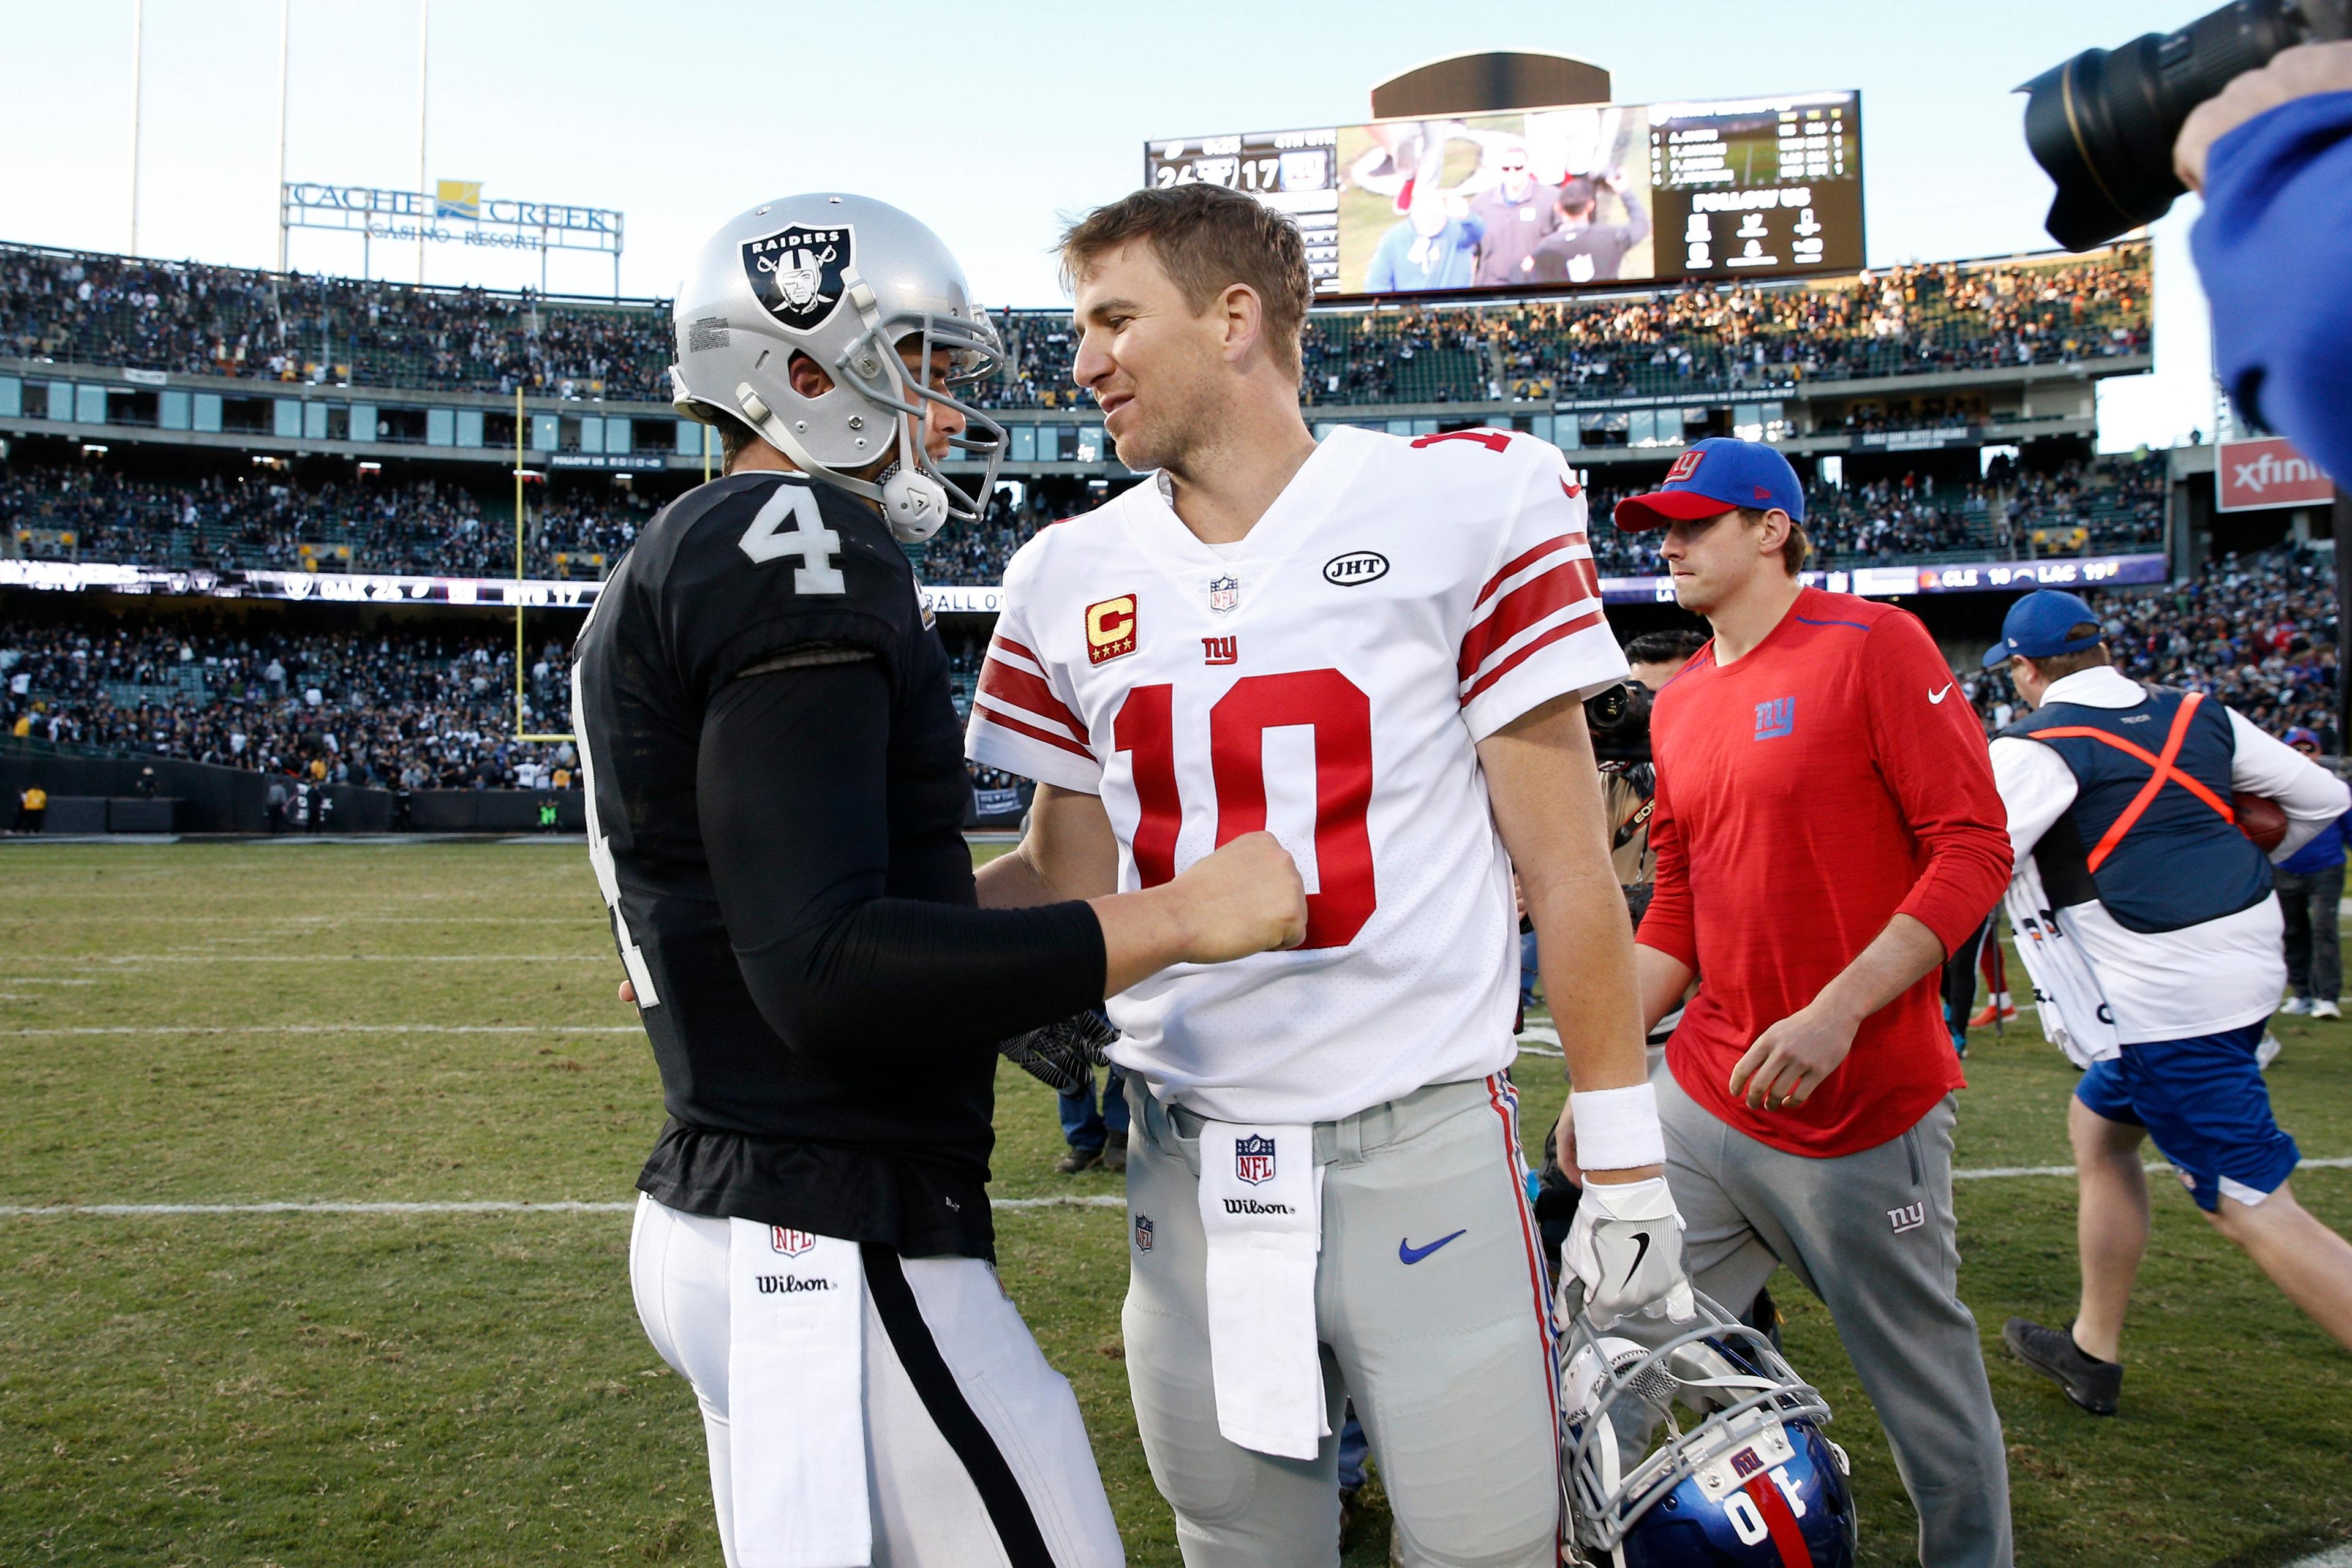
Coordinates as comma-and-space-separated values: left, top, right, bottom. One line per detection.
1146, 89, 1863, 300
1145, 129, 1343, 293
1648, 95, 1860, 281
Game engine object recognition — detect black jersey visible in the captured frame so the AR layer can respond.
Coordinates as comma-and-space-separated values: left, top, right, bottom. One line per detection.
572, 472, 1103, 1259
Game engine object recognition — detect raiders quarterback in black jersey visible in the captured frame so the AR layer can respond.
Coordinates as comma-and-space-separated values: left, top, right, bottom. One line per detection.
576, 195, 1302, 1568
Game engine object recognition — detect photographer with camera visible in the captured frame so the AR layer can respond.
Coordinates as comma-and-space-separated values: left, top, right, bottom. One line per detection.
1592, 630, 1709, 930
2022, 5, 2352, 636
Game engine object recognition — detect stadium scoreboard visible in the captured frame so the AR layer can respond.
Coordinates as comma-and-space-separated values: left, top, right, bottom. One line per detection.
1145, 89, 1864, 300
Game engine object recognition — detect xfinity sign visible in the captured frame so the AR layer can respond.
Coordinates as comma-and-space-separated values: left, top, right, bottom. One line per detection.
2217, 436, 2335, 513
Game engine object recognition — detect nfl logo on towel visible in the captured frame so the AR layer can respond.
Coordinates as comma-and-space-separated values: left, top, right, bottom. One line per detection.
1235, 1134, 1277, 1185
771, 1226, 816, 1257
1134, 1214, 1155, 1253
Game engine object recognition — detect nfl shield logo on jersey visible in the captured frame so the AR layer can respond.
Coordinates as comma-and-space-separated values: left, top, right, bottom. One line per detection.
741, 224, 851, 333
1133, 1214, 1155, 1253
770, 1226, 817, 1257
1208, 575, 1240, 614
1235, 1134, 1276, 1186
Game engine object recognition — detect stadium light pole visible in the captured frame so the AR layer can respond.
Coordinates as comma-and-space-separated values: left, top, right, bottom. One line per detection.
127, 0, 143, 255
274, 0, 290, 273
415, 0, 429, 285
515, 389, 573, 745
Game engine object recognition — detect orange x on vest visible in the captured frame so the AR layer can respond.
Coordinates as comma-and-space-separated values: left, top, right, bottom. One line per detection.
2032, 691, 2234, 873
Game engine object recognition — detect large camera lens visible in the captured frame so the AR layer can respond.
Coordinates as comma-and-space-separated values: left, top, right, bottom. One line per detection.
2020, 0, 2315, 251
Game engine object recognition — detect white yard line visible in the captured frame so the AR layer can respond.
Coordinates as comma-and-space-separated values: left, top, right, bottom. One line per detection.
0, 1195, 1126, 1217
12, 1166, 2350, 1220
1, 1023, 641, 1036
85, 953, 610, 963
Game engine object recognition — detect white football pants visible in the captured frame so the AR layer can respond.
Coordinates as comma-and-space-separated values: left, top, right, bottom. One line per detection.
628, 1193, 1126, 1567
1121, 1074, 1562, 1568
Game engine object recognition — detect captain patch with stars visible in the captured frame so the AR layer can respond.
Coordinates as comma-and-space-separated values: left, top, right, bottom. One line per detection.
742, 224, 851, 331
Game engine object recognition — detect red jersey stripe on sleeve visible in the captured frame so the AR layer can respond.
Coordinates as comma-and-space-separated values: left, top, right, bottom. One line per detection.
976, 656, 1090, 746
1461, 609, 1608, 704
1458, 555, 1604, 684
972, 702, 1096, 762
989, 633, 1042, 665
1474, 532, 1587, 613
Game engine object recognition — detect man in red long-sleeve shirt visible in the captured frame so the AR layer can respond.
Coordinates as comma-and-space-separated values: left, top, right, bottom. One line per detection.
1577, 439, 2016, 1567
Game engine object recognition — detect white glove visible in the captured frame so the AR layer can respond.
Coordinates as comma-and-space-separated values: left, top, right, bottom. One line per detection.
1559, 1175, 1695, 1331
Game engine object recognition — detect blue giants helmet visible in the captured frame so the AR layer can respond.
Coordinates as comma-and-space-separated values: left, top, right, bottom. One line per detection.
1562, 1293, 1856, 1568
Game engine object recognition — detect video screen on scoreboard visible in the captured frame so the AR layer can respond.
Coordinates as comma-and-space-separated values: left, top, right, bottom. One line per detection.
1142, 90, 1863, 299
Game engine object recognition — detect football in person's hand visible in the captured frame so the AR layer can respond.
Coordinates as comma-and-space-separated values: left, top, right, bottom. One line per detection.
2235, 791, 2288, 852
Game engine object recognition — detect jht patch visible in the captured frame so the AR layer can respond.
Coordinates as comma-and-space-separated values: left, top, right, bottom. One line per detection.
742, 224, 852, 333
1235, 1134, 1276, 1186
770, 1226, 818, 1257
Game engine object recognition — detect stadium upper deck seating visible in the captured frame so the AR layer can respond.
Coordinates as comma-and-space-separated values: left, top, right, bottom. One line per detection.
0, 451, 2166, 584
1, 239, 2148, 412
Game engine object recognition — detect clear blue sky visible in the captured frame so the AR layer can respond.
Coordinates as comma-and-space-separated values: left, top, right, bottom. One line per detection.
0, 0, 2213, 447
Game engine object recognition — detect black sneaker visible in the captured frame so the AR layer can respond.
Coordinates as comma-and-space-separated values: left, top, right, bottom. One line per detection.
1055, 1147, 1103, 1175
2003, 1318, 2122, 1415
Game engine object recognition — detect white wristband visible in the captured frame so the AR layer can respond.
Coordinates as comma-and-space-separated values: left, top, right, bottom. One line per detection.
1570, 1083, 1665, 1173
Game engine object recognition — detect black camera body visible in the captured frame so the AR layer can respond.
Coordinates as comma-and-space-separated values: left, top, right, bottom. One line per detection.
2022, 0, 2351, 250
1583, 680, 1654, 766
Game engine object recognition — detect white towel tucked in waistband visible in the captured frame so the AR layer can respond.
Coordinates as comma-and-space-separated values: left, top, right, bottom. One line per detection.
726, 1220, 871, 1568
1196, 1121, 1328, 1460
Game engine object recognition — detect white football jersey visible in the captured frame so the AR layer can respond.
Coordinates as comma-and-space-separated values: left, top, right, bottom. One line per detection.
966, 426, 1626, 1123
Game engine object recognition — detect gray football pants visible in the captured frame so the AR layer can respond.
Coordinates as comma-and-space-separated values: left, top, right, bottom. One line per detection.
1121, 1073, 1561, 1568
1645, 1068, 2014, 1568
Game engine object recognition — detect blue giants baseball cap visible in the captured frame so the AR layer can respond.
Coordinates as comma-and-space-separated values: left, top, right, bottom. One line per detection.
1612, 438, 1806, 532
1982, 589, 2105, 669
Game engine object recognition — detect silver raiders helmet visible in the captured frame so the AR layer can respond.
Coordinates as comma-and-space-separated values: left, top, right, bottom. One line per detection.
669, 194, 1006, 542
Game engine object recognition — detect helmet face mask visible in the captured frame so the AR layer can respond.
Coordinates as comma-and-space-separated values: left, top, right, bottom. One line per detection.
1563, 1292, 1856, 1567
671, 194, 1008, 542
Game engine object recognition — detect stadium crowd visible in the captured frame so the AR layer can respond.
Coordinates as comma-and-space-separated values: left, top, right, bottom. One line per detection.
2, 622, 581, 787
6, 239, 2147, 415
1, 245, 673, 401
6, 447, 2168, 589
2, 459, 654, 579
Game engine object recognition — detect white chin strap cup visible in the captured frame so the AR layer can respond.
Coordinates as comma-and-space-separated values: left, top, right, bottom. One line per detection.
879, 467, 949, 543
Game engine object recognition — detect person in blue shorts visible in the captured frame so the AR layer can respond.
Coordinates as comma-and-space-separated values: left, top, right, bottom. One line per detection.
1983, 590, 2352, 1415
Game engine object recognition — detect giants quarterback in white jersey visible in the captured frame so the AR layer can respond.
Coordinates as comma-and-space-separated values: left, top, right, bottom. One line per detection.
967, 184, 1694, 1568
970, 424, 1610, 1118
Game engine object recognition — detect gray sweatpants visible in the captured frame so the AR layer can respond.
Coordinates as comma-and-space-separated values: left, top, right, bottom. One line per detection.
1648, 1069, 2013, 1568
1122, 1073, 1561, 1568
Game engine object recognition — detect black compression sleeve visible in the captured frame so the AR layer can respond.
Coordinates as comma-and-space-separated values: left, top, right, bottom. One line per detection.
697, 658, 1107, 1057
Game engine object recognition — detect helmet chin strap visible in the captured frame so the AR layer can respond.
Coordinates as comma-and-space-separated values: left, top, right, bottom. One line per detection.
731, 383, 949, 545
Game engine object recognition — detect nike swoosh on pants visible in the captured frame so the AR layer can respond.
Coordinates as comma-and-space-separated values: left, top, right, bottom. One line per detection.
1398, 1229, 1468, 1265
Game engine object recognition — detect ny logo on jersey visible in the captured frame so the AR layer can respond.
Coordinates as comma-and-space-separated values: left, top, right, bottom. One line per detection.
737, 483, 846, 595
1753, 696, 1795, 741
1235, 1134, 1276, 1186
1202, 635, 1238, 666
771, 1226, 817, 1257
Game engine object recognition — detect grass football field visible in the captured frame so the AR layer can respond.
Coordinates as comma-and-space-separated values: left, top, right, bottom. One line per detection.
4, 840, 2351, 1566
